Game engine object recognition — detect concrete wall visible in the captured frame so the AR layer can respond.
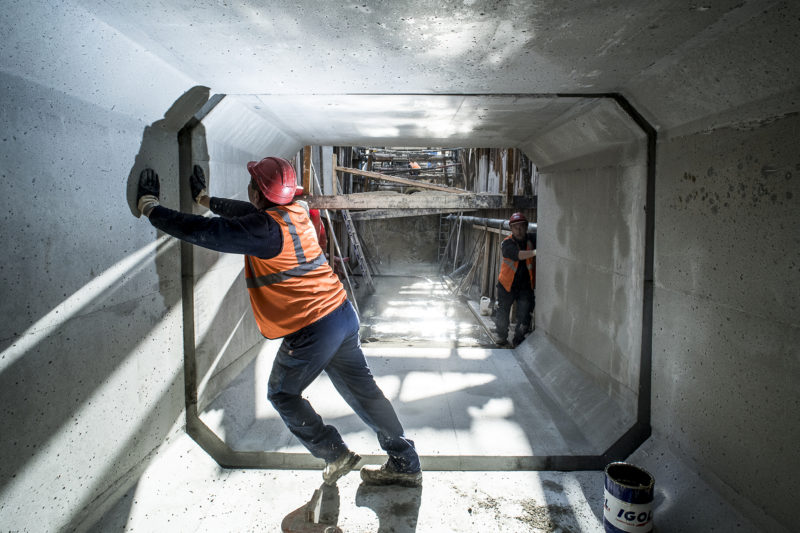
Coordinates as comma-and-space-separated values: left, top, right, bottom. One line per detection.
523, 98, 648, 417
650, 109, 800, 529
0, 7, 301, 533
359, 216, 440, 276
620, 3, 800, 529
0, 2, 200, 530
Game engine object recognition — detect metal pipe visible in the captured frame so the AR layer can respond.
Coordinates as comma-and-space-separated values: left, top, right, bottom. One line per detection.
446, 214, 537, 234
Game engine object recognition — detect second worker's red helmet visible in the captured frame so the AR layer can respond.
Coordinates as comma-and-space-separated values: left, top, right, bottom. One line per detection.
509, 212, 528, 225
247, 157, 297, 205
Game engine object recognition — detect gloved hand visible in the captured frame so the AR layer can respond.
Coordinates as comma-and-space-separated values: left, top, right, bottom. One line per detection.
189, 164, 208, 204
137, 168, 160, 217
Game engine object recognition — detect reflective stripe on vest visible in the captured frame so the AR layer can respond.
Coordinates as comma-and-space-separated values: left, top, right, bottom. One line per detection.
244, 203, 346, 339
498, 235, 535, 292
245, 252, 328, 288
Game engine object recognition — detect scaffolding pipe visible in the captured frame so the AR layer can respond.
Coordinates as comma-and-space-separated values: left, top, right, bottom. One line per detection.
445, 214, 537, 234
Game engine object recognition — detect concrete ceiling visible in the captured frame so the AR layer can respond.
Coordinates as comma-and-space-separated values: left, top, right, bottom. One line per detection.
81, 0, 799, 143
240, 94, 590, 147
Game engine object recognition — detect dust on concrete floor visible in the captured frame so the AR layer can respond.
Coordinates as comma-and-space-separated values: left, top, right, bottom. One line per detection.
87, 430, 606, 533
355, 273, 495, 348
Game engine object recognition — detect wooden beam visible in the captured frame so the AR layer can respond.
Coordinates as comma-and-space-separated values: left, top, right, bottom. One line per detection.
473, 224, 511, 236
347, 208, 469, 221
302, 146, 312, 195
506, 148, 515, 206
376, 163, 462, 175
306, 192, 504, 210
481, 230, 491, 297
371, 152, 447, 161
331, 152, 338, 195
334, 165, 467, 194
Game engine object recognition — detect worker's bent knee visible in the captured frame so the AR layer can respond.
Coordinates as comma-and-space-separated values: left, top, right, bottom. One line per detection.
268, 389, 299, 411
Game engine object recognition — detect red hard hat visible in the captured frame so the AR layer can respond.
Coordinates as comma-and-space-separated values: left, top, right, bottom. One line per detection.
246, 157, 296, 205
509, 212, 528, 225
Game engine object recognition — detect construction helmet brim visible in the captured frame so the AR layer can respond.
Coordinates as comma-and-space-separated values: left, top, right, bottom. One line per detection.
247, 157, 297, 205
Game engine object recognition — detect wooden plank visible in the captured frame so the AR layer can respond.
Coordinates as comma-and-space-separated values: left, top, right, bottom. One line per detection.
506, 148, 515, 206
377, 163, 461, 175
302, 146, 312, 194
348, 208, 469, 221
481, 230, 491, 296
335, 165, 467, 194
331, 152, 338, 195
473, 224, 511, 236
306, 192, 505, 210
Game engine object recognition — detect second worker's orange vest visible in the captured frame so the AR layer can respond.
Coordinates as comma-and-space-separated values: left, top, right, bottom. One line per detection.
244, 203, 346, 339
498, 235, 535, 292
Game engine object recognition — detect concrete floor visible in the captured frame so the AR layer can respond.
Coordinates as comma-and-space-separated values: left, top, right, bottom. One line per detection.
87, 274, 765, 532
87, 430, 765, 532
199, 275, 607, 461
358, 274, 495, 348
88, 430, 607, 532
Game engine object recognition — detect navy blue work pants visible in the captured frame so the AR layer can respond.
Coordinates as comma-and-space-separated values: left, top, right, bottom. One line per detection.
267, 300, 420, 473
495, 284, 534, 344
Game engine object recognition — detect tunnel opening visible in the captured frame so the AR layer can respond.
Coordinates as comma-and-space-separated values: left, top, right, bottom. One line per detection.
305, 145, 536, 350
182, 92, 653, 471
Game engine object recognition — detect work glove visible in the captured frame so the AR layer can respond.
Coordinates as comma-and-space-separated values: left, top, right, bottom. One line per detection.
189, 164, 208, 204
137, 168, 160, 217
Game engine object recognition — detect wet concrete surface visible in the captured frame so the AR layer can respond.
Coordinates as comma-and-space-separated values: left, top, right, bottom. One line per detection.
356, 274, 495, 348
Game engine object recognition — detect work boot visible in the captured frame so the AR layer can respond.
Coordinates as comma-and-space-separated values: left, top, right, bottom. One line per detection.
322, 450, 361, 486
360, 461, 422, 487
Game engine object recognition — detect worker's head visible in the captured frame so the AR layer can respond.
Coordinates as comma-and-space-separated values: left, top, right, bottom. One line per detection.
509, 212, 528, 240
246, 157, 296, 207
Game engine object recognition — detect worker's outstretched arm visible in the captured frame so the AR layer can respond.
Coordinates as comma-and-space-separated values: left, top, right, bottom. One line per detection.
137, 168, 282, 259
501, 237, 536, 261
190, 165, 258, 218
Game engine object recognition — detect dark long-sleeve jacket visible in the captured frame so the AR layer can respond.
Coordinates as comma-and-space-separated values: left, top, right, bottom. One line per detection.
501, 232, 537, 291
147, 197, 284, 259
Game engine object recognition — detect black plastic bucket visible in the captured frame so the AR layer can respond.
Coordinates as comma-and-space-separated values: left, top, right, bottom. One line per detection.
603, 462, 655, 532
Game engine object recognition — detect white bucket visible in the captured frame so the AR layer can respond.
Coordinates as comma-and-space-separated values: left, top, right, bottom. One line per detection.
479, 297, 491, 315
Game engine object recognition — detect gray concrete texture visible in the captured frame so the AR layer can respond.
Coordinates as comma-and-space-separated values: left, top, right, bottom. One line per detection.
1, 0, 798, 531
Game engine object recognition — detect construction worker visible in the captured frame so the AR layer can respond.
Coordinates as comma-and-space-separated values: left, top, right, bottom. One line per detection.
135, 158, 421, 487
496, 212, 536, 347
409, 161, 421, 175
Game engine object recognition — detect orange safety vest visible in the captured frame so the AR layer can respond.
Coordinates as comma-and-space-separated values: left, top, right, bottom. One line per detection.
244, 203, 346, 339
498, 235, 535, 292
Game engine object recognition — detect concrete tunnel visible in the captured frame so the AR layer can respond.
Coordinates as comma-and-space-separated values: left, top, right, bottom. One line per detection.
1, 1, 798, 531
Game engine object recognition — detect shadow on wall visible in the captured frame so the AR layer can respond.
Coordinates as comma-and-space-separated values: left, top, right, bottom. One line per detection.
66, 254, 248, 531
68, 370, 186, 532
0, 86, 219, 531
125, 85, 210, 218
0, 235, 184, 496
